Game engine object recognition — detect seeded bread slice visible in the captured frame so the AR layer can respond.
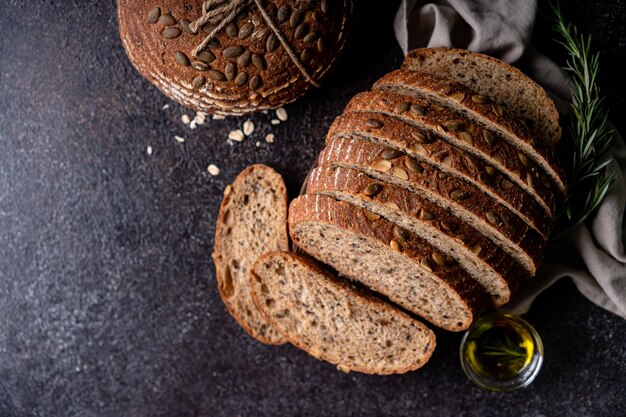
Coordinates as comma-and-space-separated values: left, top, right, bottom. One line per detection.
318, 139, 547, 274
343, 91, 563, 211
402, 48, 562, 148
289, 195, 489, 331
327, 111, 552, 218
373, 70, 567, 192
306, 165, 526, 303
212, 165, 288, 345
250, 252, 436, 374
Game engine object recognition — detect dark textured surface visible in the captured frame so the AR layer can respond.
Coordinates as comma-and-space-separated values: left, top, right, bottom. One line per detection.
0, 1, 625, 416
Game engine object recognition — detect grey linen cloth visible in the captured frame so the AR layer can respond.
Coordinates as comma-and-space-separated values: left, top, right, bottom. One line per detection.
394, 0, 626, 319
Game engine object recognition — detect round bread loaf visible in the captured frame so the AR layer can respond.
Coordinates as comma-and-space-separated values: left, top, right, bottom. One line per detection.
118, 0, 353, 115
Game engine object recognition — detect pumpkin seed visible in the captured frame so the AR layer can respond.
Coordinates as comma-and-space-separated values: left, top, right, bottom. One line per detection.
249, 75, 262, 90
393, 226, 410, 243
147, 7, 160, 24
197, 50, 216, 64
238, 22, 254, 39
179, 19, 193, 34
363, 183, 383, 197
266, 34, 279, 52
208, 69, 226, 81
384, 201, 400, 211
237, 50, 252, 67
363, 209, 380, 221
317, 38, 326, 53
225, 22, 238, 38
501, 178, 514, 189
371, 160, 392, 172
277, 4, 291, 23
290, 9, 303, 27
251, 54, 267, 70
389, 240, 402, 252
301, 48, 313, 64
450, 189, 470, 201
223, 45, 244, 58
192, 76, 206, 88
392, 167, 408, 180
418, 209, 434, 220
159, 14, 176, 26
366, 119, 383, 129
405, 158, 423, 174
394, 102, 410, 114
303, 31, 317, 43
225, 63, 237, 81
492, 103, 504, 117
410, 104, 427, 116
174, 51, 190, 67
471, 94, 490, 104
449, 92, 465, 102
432, 252, 447, 266
294, 23, 308, 39
235, 72, 249, 86
485, 211, 501, 225
162, 27, 181, 39
458, 132, 473, 145
482, 130, 494, 144
191, 61, 209, 71
382, 148, 402, 160
410, 130, 428, 143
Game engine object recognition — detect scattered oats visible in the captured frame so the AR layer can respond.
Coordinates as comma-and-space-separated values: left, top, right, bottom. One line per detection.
195, 111, 206, 125
228, 129, 245, 142
213, 114, 226, 120
262, 110, 268, 114
265, 133, 275, 143
255, 141, 261, 147
146, 145, 153, 155
243, 120, 255, 136
162, 104, 170, 110
271, 119, 280, 125
207, 164, 220, 176
189, 119, 197, 130
174, 135, 186, 143
181, 114, 191, 125
276, 107, 288, 121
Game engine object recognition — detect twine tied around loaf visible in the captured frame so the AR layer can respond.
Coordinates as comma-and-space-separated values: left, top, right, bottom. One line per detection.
189, 0, 320, 87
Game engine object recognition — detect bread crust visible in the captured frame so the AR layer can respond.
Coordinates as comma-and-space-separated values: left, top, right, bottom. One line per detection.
250, 251, 436, 375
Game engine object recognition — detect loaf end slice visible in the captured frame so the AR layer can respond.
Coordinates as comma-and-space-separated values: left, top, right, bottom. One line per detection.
250, 252, 436, 374
212, 164, 288, 345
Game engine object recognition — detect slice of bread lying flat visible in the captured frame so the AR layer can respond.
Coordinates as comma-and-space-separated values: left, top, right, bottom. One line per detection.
212, 165, 288, 345
250, 252, 436, 374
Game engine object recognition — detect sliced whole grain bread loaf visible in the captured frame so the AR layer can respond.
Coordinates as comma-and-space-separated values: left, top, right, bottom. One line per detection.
343, 91, 563, 211
327, 111, 552, 217
402, 47, 562, 148
250, 252, 436, 374
373, 70, 567, 192
306, 165, 525, 304
317, 139, 546, 274
212, 165, 288, 345
289, 195, 489, 331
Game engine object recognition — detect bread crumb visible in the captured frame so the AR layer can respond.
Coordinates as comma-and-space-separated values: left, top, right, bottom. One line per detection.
270, 119, 280, 125
181, 114, 191, 125
208, 164, 220, 176
265, 133, 275, 143
228, 129, 245, 142
276, 107, 288, 121
174, 135, 185, 143
146, 145, 153, 155
189, 119, 197, 130
243, 120, 254, 136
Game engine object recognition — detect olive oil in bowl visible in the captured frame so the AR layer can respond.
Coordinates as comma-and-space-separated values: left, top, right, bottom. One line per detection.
460, 312, 543, 391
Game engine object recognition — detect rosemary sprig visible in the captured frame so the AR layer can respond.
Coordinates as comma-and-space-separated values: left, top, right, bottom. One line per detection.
550, 3, 616, 241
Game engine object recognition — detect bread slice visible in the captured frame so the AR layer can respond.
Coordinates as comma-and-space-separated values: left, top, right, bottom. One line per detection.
402, 47, 562, 148
250, 252, 436, 374
373, 70, 567, 193
327, 111, 552, 218
342, 91, 562, 212
318, 139, 546, 275
212, 165, 288, 345
289, 195, 489, 331
306, 165, 526, 303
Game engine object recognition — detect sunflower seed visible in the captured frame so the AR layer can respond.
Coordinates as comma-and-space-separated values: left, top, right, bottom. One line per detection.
147, 7, 160, 24
243, 120, 254, 136
207, 38, 221, 48
493, 154, 503, 164
364, 183, 383, 197
420, 259, 433, 272
321, 0, 330, 13
418, 209, 434, 220
162, 27, 181, 39
228, 129, 245, 142
392, 167, 408, 180
500, 213, 513, 228
450, 189, 470, 201
317, 38, 326, 53
384, 201, 400, 210
301, 48, 313, 64
471, 94, 490, 104
290, 9, 303, 27
238, 22, 254, 39
371, 160, 392, 172
237, 50, 252, 67
208, 164, 220, 176
432, 252, 447, 266
225, 62, 237, 81
485, 165, 495, 175
482, 130, 494, 144
249, 75, 262, 90
181, 114, 191, 125
458, 132, 473, 145
159, 14, 176, 26
303, 31, 317, 43
413, 144, 428, 156
449, 92, 465, 102
363, 209, 380, 221
197, 50, 216, 63
366, 119, 383, 129
294, 23, 309, 39
389, 240, 402, 251
441, 155, 452, 166
179, 19, 193, 34
225, 22, 238, 38
405, 158, 423, 174
443, 120, 463, 131
431, 104, 445, 112
485, 211, 501, 225
192, 76, 206, 88
266, 34, 279, 52
174, 51, 190, 67
492, 103, 504, 117
252, 54, 267, 70
511, 169, 522, 178
277, 4, 291, 23
234, 72, 248, 86
410, 130, 428, 143
202, 23, 217, 34
440, 220, 457, 232
394, 102, 410, 114
208, 69, 226, 81
466, 123, 478, 134
382, 148, 401, 160
501, 178, 514, 189
410, 104, 427, 116
223, 45, 244, 58
393, 226, 410, 243
518, 152, 530, 167
191, 61, 209, 71
266, 2, 277, 17
454, 234, 468, 244
526, 173, 534, 187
